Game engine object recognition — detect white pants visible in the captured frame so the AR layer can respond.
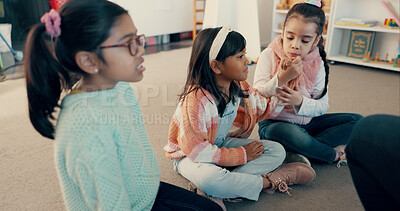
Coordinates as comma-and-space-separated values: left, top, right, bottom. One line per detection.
172, 138, 285, 201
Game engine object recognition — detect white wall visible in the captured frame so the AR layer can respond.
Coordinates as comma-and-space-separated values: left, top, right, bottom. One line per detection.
112, 0, 193, 37
258, 0, 274, 47
202, 0, 262, 58
111, 0, 275, 51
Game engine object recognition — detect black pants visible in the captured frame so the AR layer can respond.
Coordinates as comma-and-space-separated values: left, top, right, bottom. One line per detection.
346, 114, 400, 210
151, 182, 223, 211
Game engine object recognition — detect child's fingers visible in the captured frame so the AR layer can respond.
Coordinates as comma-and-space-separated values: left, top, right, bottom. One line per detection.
279, 60, 286, 70
282, 86, 295, 93
276, 102, 290, 106
256, 142, 264, 150
276, 94, 289, 102
248, 141, 262, 149
251, 141, 263, 150
284, 58, 292, 67
276, 87, 286, 93
255, 143, 263, 153
291, 56, 301, 64
278, 86, 294, 94
280, 58, 290, 70
277, 91, 289, 99
276, 90, 290, 99
245, 141, 266, 160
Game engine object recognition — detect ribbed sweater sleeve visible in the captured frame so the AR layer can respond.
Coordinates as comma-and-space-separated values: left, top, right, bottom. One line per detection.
230, 81, 278, 138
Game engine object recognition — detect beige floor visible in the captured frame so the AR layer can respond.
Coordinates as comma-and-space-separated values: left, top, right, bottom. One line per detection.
0, 47, 399, 210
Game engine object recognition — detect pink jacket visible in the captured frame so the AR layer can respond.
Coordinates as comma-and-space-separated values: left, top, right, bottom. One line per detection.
164, 81, 277, 166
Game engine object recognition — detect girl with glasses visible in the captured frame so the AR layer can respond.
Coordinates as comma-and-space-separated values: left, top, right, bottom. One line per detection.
24, 0, 222, 210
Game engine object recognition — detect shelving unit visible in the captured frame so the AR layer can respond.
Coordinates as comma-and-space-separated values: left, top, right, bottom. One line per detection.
270, 0, 332, 43
326, 0, 400, 72
193, 0, 206, 40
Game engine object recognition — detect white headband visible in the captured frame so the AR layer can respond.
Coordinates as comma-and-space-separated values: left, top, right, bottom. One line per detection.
209, 26, 233, 61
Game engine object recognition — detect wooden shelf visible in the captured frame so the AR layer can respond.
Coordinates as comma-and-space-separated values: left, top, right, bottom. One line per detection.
329, 55, 399, 72
272, 29, 281, 33
193, 0, 206, 40
333, 24, 400, 33
326, 0, 400, 72
275, 9, 330, 17
275, 9, 289, 14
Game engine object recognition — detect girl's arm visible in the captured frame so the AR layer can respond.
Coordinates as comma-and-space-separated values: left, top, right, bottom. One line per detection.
294, 61, 329, 117
167, 91, 247, 167
246, 80, 284, 120
253, 48, 280, 97
230, 81, 283, 138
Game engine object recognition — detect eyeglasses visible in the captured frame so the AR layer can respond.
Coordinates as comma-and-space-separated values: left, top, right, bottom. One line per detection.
98, 34, 145, 56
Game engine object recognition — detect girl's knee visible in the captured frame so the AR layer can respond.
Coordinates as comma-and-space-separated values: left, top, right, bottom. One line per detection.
272, 125, 309, 148
265, 141, 285, 155
194, 167, 228, 187
261, 140, 286, 163
259, 122, 301, 141
258, 121, 270, 139
351, 113, 364, 122
197, 170, 232, 196
271, 122, 302, 136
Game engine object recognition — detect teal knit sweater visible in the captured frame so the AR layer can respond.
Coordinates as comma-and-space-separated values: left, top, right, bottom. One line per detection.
54, 82, 160, 210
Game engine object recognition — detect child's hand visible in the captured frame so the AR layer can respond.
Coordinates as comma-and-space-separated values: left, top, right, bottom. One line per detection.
243, 141, 264, 161
276, 85, 303, 107
278, 56, 303, 86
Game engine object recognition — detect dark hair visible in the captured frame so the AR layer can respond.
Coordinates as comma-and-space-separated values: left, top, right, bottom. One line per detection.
179, 27, 248, 117
284, 3, 329, 99
25, 0, 128, 139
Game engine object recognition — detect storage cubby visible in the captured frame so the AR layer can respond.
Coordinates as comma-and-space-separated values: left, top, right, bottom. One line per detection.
326, 0, 400, 72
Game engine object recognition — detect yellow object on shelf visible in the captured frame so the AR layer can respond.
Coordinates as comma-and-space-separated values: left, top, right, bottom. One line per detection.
276, 0, 331, 12
380, 25, 400, 29
247, 57, 259, 66
335, 21, 375, 27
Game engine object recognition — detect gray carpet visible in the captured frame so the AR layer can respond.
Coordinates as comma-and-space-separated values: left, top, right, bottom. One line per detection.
0, 47, 399, 210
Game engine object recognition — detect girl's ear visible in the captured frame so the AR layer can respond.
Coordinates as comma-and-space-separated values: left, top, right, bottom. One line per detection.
210, 59, 223, 75
312, 35, 322, 49
75, 51, 100, 74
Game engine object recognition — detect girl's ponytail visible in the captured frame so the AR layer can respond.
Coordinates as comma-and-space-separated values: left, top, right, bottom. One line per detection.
24, 0, 128, 139
317, 37, 329, 99
25, 23, 71, 139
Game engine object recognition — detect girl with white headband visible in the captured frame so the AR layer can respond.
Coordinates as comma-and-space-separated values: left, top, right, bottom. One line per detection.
254, 1, 363, 166
164, 26, 316, 204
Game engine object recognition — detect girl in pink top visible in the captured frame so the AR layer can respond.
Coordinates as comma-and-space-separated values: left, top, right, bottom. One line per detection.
254, 1, 363, 165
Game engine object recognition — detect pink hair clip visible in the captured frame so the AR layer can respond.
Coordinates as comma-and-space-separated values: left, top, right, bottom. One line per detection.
40, 9, 62, 37
305, 0, 322, 8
